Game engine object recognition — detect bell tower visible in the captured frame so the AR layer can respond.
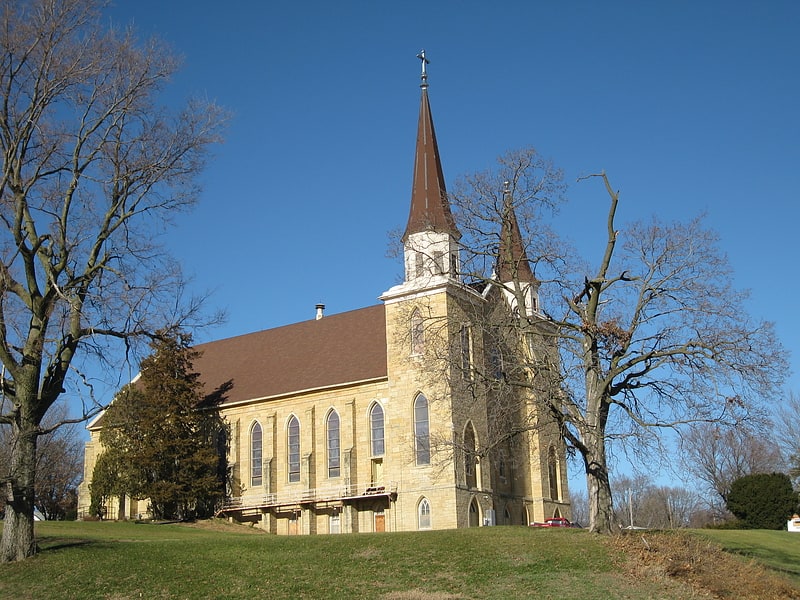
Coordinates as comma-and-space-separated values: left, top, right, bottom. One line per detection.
380, 51, 473, 532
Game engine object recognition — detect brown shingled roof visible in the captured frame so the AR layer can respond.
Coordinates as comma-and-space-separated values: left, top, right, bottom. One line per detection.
194, 305, 387, 406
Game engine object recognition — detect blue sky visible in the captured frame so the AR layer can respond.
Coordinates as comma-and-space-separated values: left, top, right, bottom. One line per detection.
105, 2, 798, 403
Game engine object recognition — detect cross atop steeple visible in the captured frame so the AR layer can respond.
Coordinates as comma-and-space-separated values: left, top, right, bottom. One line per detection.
417, 49, 430, 87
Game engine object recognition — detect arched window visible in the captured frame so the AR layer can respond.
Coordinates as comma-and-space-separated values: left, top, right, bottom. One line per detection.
250, 422, 262, 487
418, 497, 431, 530
498, 448, 507, 481
464, 422, 477, 489
460, 324, 473, 379
370, 403, 385, 456
548, 446, 560, 501
410, 308, 424, 355
287, 415, 300, 483
326, 410, 340, 478
414, 251, 425, 278
414, 394, 430, 465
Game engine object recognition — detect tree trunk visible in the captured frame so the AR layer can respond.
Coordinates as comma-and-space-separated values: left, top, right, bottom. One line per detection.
582, 428, 615, 534
0, 424, 38, 562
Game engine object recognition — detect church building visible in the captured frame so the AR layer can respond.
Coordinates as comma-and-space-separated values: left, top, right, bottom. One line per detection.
77, 54, 570, 534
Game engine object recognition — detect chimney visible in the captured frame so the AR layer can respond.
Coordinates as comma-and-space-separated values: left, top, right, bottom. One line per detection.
315, 303, 325, 320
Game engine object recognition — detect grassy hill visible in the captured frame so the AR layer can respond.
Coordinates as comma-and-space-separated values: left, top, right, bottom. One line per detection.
1, 521, 798, 599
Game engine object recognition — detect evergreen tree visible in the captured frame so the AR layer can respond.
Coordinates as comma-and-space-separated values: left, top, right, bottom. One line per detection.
726, 473, 798, 529
91, 333, 226, 520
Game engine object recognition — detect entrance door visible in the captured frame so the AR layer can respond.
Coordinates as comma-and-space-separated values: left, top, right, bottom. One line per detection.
468, 498, 480, 527
374, 509, 385, 532
329, 514, 340, 534
288, 513, 299, 535
371, 458, 383, 485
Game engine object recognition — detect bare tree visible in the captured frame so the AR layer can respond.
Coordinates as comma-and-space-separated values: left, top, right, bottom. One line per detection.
610, 473, 650, 528
611, 473, 702, 529
445, 158, 786, 534
680, 422, 782, 518
568, 487, 589, 527
0, 0, 226, 561
0, 401, 83, 520
775, 390, 800, 483
31, 405, 83, 520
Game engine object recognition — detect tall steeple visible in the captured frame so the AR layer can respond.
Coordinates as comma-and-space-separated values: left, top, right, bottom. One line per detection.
496, 181, 540, 315
382, 51, 462, 301
497, 181, 534, 282
402, 50, 460, 243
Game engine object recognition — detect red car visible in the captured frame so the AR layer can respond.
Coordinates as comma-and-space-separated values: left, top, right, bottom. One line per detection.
530, 517, 573, 528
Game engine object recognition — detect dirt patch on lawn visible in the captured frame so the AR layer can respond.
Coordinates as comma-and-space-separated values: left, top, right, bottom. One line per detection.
179, 518, 267, 534
610, 531, 800, 600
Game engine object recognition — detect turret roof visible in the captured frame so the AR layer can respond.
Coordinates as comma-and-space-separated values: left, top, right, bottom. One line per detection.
497, 184, 535, 282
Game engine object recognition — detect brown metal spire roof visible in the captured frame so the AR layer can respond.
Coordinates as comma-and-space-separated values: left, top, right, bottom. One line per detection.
402, 52, 460, 242
497, 183, 535, 282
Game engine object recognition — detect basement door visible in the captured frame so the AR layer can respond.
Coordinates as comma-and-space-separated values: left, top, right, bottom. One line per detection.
374, 509, 385, 532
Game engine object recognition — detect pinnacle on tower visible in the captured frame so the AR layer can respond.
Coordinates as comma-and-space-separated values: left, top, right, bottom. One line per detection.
497, 181, 535, 282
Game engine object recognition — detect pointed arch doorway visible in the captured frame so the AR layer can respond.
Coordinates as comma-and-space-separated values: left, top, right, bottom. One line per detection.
468, 497, 480, 527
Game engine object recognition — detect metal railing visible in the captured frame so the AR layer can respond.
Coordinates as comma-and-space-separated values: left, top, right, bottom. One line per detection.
219, 481, 397, 513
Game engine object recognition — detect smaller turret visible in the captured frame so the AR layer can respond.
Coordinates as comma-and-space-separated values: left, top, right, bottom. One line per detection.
496, 181, 540, 316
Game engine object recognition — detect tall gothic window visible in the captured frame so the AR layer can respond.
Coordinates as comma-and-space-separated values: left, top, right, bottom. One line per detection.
548, 446, 560, 501
488, 328, 503, 380
460, 324, 473, 379
414, 394, 430, 465
370, 402, 385, 456
411, 308, 424, 355
464, 422, 477, 488
326, 410, 340, 478
287, 415, 300, 483
250, 422, 262, 487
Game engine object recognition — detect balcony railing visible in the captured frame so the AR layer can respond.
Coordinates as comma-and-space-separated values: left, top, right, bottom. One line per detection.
217, 481, 398, 514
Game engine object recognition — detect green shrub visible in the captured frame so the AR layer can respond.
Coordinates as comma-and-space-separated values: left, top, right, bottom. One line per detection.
726, 472, 798, 529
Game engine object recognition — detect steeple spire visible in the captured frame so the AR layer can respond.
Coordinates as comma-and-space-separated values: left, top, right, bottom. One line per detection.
402, 50, 460, 242
497, 180, 535, 282
496, 181, 540, 315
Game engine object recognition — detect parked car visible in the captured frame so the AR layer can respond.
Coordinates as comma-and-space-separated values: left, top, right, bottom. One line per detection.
529, 517, 574, 528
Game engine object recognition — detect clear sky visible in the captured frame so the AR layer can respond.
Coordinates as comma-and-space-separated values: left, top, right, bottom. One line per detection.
105, 1, 799, 399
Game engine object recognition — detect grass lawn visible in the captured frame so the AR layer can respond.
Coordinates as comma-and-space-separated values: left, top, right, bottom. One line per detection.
0, 521, 704, 600
696, 529, 800, 584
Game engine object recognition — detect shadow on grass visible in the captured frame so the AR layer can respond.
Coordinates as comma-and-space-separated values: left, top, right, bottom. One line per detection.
35, 537, 97, 552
